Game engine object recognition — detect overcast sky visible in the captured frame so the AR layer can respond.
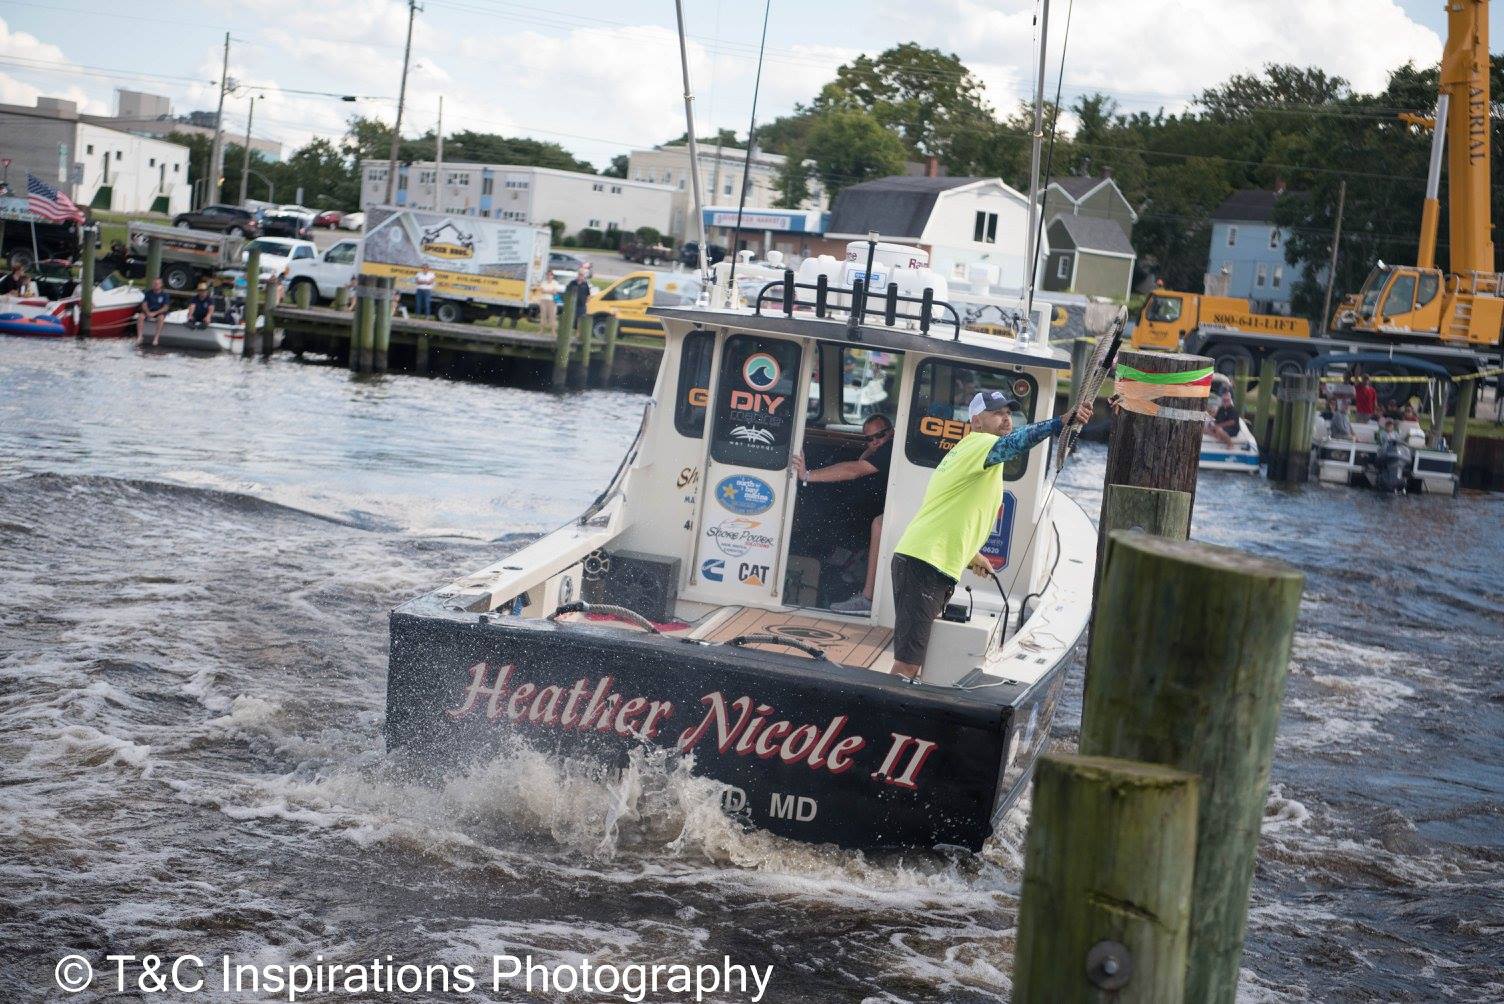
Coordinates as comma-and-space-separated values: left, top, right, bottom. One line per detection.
0, 0, 1492, 170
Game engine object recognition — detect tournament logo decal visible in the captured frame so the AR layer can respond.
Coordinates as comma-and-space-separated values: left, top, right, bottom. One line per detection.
714, 475, 775, 516
742, 352, 781, 392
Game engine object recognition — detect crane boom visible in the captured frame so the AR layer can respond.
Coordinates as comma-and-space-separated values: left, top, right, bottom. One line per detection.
1442, 0, 1492, 277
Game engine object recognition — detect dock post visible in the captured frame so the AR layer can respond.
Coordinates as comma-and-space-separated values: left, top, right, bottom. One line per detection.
78, 225, 96, 338
1268, 373, 1318, 483
570, 311, 594, 389
372, 275, 392, 373
598, 312, 620, 387
551, 287, 576, 390
1013, 753, 1199, 1004
1095, 484, 1191, 594
415, 334, 431, 376
241, 248, 260, 359
358, 276, 376, 373
260, 271, 276, 357
1252, 357, 1276, 451
293, 278, 312, 308
1069, 336, 1093, 398
1081, 531, 1303, 1004
1232, 357, 1249, 414
333, 284, 350, 311
1450, 377, 1476, 471
348, 275, 366, 372
145, 237, 163, 284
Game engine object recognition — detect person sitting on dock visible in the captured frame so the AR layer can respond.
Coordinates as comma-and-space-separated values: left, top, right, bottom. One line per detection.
135, 277, 172, 345
186, 284, 213, 329
888, 391, 1093, 683
790, 414, 895, 615
413, 265, 436, 318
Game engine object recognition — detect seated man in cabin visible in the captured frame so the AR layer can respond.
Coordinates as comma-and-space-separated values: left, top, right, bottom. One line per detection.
789, 414, 894, 615
889, 391, 1093, 683
135, 277, 172, 346
186, 284, 214, 329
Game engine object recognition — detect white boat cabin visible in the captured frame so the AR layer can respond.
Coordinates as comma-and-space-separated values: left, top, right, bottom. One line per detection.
438, 269, 1094, 688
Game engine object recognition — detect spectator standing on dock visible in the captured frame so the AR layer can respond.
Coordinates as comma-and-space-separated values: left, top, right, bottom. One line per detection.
887, 391, 1092, 682
564, 269, 593, 333
537, 270, 562, 334
414, 265, 436, 318
1354, 375, 1379, 422
135, 278, 172, 345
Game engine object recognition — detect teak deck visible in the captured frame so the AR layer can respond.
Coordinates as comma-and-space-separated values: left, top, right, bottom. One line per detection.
695, 607, 893, 668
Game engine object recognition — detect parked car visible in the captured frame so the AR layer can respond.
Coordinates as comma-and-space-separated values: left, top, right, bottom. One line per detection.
258, 212, 313, 240
338, 212, 366, 232
172, 204, 260, 238
677, 241, 726, 268
284, 238, 359, 302
238, 237, 318, 279
313, 210, 343, 229
620, 235, 672, 266
585, 270, 702, 338
548, 250, 585, 280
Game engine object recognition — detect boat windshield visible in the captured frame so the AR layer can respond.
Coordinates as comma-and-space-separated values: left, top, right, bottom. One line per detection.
1357, 267, 1390, 318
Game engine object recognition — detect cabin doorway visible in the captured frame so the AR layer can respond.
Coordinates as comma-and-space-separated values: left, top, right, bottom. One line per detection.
785, 342, 904, 611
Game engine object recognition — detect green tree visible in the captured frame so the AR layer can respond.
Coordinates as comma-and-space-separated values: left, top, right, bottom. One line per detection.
601, 154, 629, 178
801, 109, 907, 199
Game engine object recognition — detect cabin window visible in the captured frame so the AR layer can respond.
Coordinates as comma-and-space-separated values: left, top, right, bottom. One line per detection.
674, 329, 715, 438
1417, 272, 1440, 307
1382, 273, 1416, 317
841, 347, 902, 425
710, 335, 802, 470
1145, 295, 1182, 323
905, 360, 1039, 481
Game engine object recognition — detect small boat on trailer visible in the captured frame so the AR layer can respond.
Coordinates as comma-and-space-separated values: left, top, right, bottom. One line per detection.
387, 244, 1097, 850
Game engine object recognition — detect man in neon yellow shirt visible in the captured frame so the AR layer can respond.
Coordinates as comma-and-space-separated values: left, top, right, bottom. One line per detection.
890, 390, 1092, 681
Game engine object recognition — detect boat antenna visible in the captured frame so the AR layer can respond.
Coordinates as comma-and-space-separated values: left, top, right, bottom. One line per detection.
726, 0, 773, 302
1024, 0, 1075, 332
673, 0, 711, 285
1022, 0, 1050, 329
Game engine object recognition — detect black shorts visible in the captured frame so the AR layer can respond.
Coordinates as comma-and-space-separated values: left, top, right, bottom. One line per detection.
891, 553, 955, 665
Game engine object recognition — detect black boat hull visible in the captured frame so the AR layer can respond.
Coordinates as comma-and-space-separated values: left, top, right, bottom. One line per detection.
387, 596, 1067, 850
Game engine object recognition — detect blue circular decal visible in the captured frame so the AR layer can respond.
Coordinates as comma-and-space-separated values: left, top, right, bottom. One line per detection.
714, 474, 776, 516
742, 353, 780, 391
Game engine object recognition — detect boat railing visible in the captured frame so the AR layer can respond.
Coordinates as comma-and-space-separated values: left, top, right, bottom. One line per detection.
751, 268, 963, 341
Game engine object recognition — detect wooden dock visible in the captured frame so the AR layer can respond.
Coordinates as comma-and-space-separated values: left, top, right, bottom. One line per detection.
271, 305, 663, 389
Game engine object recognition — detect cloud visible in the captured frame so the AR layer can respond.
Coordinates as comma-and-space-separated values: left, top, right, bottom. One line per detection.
0, 16, 107, 112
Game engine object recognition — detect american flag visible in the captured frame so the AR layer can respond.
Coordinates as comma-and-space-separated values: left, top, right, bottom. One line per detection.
27, 172, 84, 223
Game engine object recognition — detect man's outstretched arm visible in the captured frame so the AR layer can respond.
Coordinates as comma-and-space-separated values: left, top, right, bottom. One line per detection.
984, 417, 1062, 468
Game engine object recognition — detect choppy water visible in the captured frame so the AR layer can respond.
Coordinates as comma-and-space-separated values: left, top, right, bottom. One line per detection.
1, 337, 1501, 1002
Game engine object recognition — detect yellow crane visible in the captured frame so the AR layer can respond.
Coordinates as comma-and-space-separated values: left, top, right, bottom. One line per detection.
1332, 0, 1499, 346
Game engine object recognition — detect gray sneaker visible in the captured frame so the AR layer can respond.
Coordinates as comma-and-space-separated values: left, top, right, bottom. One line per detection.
829, 594, 872, 614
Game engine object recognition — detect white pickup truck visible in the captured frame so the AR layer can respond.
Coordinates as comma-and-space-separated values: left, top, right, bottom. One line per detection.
284, 238, 360, 303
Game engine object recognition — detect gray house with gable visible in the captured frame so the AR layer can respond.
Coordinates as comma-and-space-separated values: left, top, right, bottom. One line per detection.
1038, 174, 1138, 301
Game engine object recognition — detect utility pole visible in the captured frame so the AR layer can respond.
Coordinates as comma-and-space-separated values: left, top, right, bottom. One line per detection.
1320, 179, 1346, 333
208, 32, 231, 207
384, 0, 418, 205
434, 95, 443, 213
238, 95, 256, 205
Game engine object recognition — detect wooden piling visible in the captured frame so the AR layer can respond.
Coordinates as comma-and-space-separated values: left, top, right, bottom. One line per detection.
598, 312, 620, 388
293, 278, 312, 308
1081, 531, 1303, 1004
1095, 484, 1191, 594
551, 286, 577, 390
78, 226, 96, 338
570, 310, 594, 389
260, 272, 276, 357
372, 275, 392, 373
348, 275, 366, 372
357, 276, 376, 373
1014, 754, 1199, 1004
415, 333, 431, 376
1232, 357, 1249, 415
145, 237, 163, 284
1252, 357, 1276, 452
241, 248, 260, 359
333, 284, 350, 311
1267, 373, 1318, 483
1450, 377, 1476, 469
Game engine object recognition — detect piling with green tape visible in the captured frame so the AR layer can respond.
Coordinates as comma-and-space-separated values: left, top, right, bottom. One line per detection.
1013, 753, 1199, 1003
78, 226, 96, 338
1081, 531, 1303, 1004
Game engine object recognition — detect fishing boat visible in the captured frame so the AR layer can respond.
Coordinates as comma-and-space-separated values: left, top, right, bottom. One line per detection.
0, 277, 143, 338
386, 242, 1099, 850
150, 306, 279, 354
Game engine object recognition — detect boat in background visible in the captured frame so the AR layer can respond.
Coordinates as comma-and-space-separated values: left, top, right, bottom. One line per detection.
0, 276, 143, 338
150, 306, 280, 354
1200, 373, 1261, 473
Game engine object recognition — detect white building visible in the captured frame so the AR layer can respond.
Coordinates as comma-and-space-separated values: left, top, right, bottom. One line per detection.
627, 144, 826, 240
0, 97, 191, 215
824, 176, 1046, 291
90, 90, 282, 161
359, 160, 673, 238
